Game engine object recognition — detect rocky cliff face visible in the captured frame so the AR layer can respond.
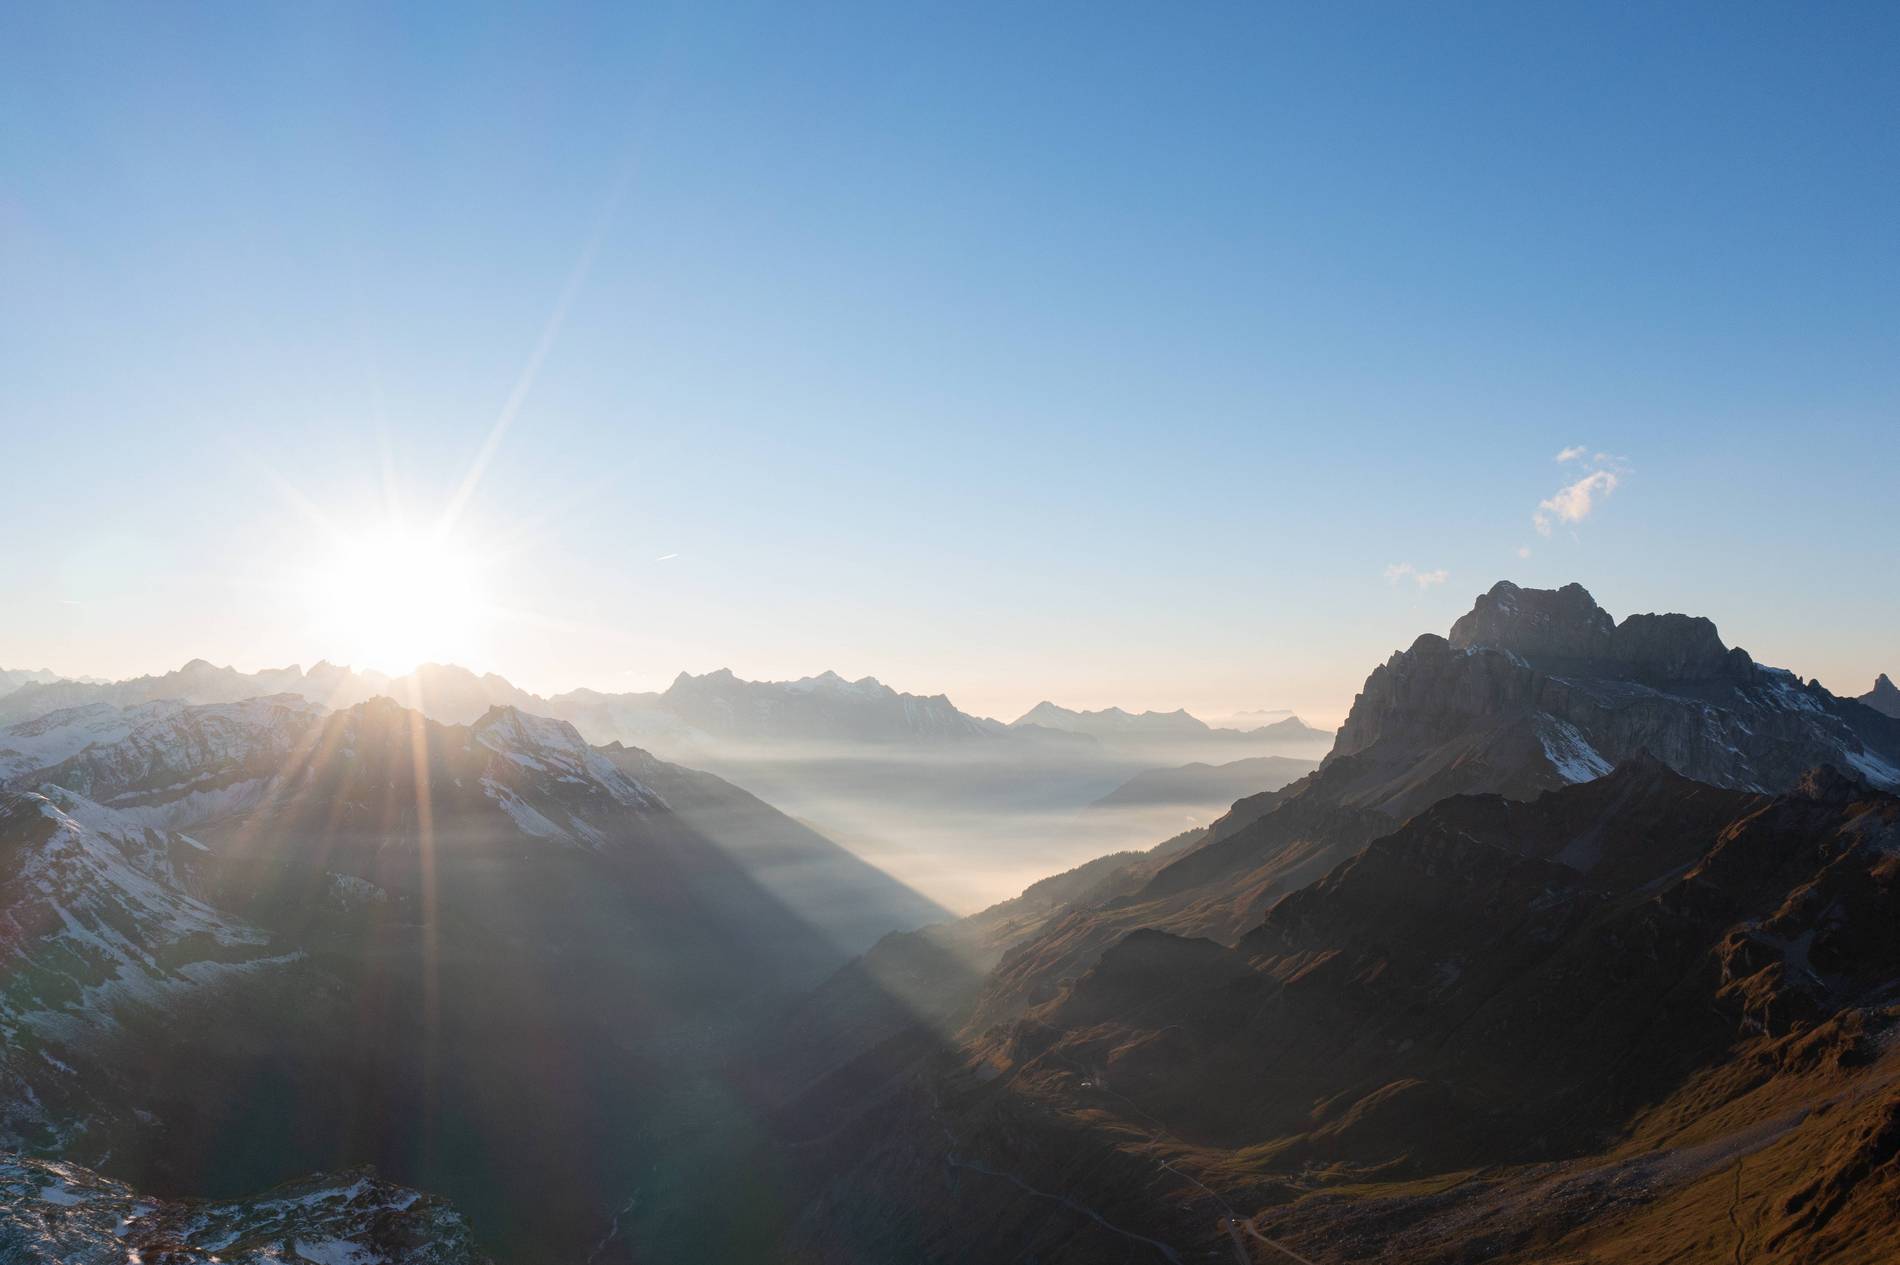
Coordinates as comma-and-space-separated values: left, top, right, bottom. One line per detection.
935, 583, 1898, 1046
1330, 580, 1898, 815
757, 583, 1900, 1264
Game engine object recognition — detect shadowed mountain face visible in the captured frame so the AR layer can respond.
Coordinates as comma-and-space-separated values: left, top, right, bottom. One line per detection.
744, 582, 1900, 1263
1330, 580, 1899, 815
769, 761, 1900, 1264
0, 697, 945, 1263
7, 580, 1897, 1262
877, 581, 1900, 1048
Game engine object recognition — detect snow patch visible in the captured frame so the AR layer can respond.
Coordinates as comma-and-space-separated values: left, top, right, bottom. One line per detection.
1536, 716, 1613, 784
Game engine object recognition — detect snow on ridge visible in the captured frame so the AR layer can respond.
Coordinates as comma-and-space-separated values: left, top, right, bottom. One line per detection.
1842, 746, 1900, 792
1, 795, 286, 1055
474, 708, 657, 810
480, 776, 567, 841
1536, 716, 1614, 785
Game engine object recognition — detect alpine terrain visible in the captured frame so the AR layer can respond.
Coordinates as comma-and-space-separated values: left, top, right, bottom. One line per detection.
742, 582, 1900, 1263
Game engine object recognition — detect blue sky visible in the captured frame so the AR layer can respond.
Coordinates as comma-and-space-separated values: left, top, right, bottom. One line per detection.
3, 2, 1895, 724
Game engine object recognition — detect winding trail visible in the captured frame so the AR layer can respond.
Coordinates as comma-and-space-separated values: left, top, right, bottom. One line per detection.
1220, 1214, 1327, 1265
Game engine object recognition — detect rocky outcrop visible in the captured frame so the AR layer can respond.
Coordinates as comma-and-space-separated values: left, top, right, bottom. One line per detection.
0, 1153, 486, 1263
1861, 673, 1900, 719
1330, 581, 1899, 815
764, 584, 1900, 1265
1448, 580, 1615, 661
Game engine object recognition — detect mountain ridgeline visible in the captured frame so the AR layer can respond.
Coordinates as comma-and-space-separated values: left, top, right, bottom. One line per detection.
744, 581, 1900, 1264
1863, 672, 1900, 719
0, 662, 1332, 915
3, 580, 1899, 1262
0, 696, 942, 1262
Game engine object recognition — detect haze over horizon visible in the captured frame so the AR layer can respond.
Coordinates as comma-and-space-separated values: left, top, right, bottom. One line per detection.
4, 565, 1887, 737
6, 3, 1897, 731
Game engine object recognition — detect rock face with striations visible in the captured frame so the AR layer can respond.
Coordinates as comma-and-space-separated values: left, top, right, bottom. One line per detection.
1447, 580, 1616, 661
1327, 580, 1899, 815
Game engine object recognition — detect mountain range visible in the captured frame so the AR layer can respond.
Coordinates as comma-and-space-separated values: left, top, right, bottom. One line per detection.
0, 661, 1329, 757
0, 692, 942, 1262
4, 579, 1899, 1261
0, 661, 1334, 914
1013, 701, 1329, 745
0, 666, 63, 697
741, 580, 1900, 1263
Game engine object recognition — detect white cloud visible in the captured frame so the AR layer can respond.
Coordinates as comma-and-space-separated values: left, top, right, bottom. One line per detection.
1385, 563, 1449, 589
1554, 445, 1587, 463
1533, 468, 1619, 536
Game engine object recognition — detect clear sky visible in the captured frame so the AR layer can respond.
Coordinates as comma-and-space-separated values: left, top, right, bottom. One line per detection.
3, 2, 1896, 727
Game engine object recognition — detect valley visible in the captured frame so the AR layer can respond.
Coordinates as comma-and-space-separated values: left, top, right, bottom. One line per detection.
2, 582, 1897, 1261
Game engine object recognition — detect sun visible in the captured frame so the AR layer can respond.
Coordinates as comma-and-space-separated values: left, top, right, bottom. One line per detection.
305, 523, 490, 676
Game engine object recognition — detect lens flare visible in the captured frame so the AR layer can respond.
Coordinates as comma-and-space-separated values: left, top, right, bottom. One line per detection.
304, 524, 489, 674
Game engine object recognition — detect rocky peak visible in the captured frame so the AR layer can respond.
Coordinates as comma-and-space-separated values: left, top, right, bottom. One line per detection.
473, 704, 591, 759
1446, 582, 1750, 683
1860, 673, 1900, 719
1325, 581, 1900, 815
1448, 581, 1614, 661
668, 667, 736, 692
1607, 611, 1741, 680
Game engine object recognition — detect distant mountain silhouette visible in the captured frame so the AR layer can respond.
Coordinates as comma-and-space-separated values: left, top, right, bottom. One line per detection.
1087, 754, 1317, 809
1860, 672, 1900, 719
0, 666, 63, 698
1013, 700, 1331, 746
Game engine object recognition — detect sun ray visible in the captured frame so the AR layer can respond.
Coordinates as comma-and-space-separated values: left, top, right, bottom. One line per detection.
440, 169, 634, 538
